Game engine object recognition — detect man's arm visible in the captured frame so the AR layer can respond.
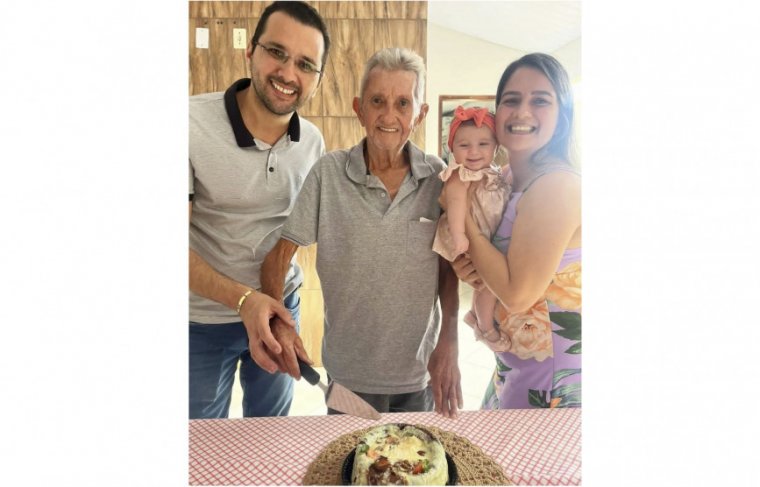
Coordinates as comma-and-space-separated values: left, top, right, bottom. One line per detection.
259, 238, 313, 379
257, 160, 322, 378
260, 238, 299, 302
189, 202, 295, 374
427, 255, 463, 418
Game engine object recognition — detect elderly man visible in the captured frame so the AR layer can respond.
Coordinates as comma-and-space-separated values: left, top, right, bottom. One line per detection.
258, 47, 462, 417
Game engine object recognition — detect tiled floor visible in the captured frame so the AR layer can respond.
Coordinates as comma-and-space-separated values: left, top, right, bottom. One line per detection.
229, 284, 495, 417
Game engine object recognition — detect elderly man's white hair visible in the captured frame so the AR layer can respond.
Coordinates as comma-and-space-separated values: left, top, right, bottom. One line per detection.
358, 47, 426, 112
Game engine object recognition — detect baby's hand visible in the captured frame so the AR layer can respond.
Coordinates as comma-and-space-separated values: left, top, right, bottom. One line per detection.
452, 233, 469, 256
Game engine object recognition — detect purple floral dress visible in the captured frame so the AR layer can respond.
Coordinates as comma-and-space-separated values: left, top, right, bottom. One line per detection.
482, 171, 582, 409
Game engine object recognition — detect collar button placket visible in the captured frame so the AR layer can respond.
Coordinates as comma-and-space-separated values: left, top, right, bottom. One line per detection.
265, 149, 274, 179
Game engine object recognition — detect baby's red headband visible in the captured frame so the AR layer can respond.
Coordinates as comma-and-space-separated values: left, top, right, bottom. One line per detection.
447, 106, 496, 151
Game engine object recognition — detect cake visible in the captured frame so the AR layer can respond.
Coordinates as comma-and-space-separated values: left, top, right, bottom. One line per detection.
351, 423, 448, 485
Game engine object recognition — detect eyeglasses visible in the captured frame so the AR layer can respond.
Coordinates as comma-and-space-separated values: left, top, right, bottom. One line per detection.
254, 42, 323, 76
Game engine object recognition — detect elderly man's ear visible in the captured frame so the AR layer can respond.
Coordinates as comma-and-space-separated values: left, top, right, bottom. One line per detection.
352, 97, 364, 126
414, 103, 429, 126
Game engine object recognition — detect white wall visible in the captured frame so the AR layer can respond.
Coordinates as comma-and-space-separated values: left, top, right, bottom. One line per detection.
424, 23, 581, 157
424, 22, 524, 155
550, 37, 582, 163
551, 37, 582, 83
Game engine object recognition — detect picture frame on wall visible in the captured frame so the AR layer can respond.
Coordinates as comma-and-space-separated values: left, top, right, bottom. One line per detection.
438, 95, 496, 163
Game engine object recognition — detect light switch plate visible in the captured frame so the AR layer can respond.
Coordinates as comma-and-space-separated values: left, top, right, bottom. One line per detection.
195, 27, 209, 49
233, 28, 247, 49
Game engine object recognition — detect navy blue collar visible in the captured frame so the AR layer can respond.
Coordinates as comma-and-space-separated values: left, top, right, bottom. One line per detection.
223, 78, 301, 147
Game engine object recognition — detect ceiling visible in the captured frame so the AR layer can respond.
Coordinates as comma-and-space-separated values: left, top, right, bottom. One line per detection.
427, 1, 581, 53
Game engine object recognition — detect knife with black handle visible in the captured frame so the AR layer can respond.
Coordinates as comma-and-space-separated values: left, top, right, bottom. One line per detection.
298, 358, 324, 389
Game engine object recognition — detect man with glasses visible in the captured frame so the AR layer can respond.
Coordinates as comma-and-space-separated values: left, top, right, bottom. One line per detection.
189, 1, 330, 418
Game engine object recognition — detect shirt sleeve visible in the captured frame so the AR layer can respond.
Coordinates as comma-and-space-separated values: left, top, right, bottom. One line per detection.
281, 159, 322, 247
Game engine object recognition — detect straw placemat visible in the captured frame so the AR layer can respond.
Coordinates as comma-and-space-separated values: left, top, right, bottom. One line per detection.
302, 424, 512, 485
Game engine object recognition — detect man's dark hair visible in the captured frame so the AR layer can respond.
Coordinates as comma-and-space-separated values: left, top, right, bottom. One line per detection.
251, 1, 331, 75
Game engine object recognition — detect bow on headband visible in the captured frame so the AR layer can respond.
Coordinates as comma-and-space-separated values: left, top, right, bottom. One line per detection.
447, 106, 496, 151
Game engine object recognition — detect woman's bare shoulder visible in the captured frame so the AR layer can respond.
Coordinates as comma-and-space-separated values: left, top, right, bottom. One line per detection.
519, 170, 581, 215
528, 169, 580, 195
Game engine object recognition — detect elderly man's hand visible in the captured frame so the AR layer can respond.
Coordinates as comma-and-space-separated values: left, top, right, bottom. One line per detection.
427, 338, 462, 418
266, 317, 312, 379
240, 292, 296, 374
451, 254, 485, 291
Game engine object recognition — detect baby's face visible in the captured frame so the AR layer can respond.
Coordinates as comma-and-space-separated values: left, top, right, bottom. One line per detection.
450, 125, 498, 171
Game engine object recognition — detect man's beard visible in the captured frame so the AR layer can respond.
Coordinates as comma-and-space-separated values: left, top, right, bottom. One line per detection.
250, 73, 305, 116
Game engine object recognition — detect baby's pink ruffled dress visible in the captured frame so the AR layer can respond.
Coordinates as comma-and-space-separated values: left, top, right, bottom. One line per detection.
432, 161, 510, 262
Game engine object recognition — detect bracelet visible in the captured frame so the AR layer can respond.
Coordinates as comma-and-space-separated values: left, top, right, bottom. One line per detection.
235, 289, 254, 314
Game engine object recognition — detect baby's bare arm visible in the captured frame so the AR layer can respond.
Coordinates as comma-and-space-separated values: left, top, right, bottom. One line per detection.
445, 171, 469, 238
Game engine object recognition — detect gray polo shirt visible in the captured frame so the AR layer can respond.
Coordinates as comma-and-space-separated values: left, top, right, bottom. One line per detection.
189, 78, 325, 324
281, 140, 446, 394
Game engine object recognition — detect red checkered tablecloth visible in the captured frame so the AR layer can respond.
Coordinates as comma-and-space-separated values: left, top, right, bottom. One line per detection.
189, 408, 581, 485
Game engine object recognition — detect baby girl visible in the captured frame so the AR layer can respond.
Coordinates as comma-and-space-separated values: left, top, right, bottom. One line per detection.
433, 106, 510, 343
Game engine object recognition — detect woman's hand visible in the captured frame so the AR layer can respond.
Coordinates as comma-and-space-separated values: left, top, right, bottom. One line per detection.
451, 254, 485, 291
